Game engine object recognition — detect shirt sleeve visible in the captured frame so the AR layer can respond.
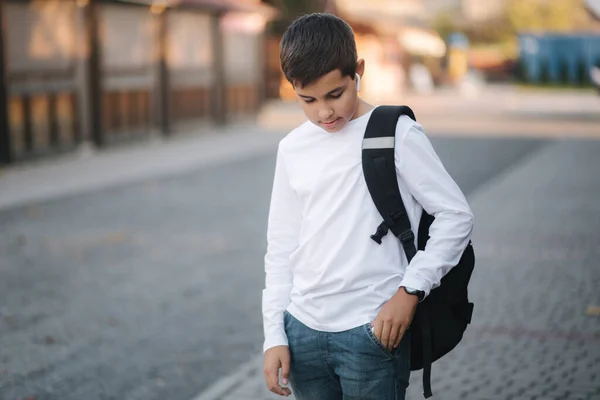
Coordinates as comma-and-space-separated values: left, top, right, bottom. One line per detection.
396, 117, 474, 297
262, 143, 302, 352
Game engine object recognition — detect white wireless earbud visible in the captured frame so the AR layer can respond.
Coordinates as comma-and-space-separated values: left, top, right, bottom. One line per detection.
356, 74, 361, 92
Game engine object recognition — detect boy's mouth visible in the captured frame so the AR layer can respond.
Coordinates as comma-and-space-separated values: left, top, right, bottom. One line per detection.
322, 117, 341, 129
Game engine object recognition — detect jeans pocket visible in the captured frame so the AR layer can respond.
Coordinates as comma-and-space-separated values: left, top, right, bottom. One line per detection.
364, 323, 396, 360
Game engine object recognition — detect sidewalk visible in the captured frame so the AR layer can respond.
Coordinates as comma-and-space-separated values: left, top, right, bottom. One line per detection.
0, 123, 286, 212
192, 138, 600, 400
259, 84, 600, 138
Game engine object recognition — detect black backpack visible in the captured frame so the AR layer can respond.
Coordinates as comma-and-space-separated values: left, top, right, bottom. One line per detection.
362, 105, 475, 398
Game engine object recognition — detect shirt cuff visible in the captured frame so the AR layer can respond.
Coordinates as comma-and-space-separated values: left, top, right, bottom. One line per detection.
399, 272, 431, 298
263, 329, 289, 353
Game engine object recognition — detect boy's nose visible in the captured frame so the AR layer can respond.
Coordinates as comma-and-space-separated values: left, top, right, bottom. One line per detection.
318, 107, 334, 120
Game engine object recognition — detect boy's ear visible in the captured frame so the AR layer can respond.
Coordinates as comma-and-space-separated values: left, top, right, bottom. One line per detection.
356, 59, 365, 77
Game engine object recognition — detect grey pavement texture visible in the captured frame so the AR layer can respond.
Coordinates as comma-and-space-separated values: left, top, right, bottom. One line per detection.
0, 128, 557, 400
193, 139, 600, 400
0, 152, 281, 400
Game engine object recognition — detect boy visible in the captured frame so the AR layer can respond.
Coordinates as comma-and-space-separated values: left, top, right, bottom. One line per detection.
262, 13, 473, 400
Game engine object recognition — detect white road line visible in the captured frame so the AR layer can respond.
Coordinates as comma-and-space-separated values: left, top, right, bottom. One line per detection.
190, 355, 263, 400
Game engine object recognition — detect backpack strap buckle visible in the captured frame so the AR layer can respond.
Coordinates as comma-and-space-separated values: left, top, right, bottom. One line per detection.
399, 229, 415, 244
370, 220, 390, 244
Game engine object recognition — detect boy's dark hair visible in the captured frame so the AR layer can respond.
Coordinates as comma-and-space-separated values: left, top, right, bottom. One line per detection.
280, 13, 357, 88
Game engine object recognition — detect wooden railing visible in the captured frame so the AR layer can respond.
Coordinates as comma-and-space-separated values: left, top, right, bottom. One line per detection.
6, 72, 81, 161
0, 0, 270, 165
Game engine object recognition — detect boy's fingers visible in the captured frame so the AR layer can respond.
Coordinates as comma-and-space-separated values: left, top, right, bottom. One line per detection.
279, 354, 292, 396
393, 326, 406, 349
380, 322, 392, 349
388, 324, 401, 350
266, 375, 287, 396
264, 365, 283, 395
280, 357, 290, 384
264, 360, 292, 397
372, 319, 383, 342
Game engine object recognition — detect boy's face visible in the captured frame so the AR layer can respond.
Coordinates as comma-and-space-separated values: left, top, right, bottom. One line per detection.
293, 64, 363, 133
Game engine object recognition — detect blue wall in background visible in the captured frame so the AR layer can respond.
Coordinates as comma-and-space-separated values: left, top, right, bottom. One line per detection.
519, 33, 600, 85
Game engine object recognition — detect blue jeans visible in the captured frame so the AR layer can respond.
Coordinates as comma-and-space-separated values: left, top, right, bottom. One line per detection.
284, 310, 411, 400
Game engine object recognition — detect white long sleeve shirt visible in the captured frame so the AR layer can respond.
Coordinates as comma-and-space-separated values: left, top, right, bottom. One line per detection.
262, 108, 474, 352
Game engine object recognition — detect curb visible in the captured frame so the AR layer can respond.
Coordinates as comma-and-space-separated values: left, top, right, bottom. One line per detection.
0, 127, 285, 212
191, 355, 263, 400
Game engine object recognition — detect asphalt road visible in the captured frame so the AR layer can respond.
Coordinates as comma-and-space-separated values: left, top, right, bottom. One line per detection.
0, 136, 550, 400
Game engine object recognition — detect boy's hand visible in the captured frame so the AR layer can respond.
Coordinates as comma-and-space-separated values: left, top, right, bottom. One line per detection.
263, 345, 292, 397
372, 288, 419, 351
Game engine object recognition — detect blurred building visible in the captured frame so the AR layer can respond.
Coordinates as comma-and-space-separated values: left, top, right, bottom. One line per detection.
0, 0, 277, 164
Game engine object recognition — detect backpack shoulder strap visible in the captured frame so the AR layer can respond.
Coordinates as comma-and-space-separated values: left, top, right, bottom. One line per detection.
363, 105, 437, 398
362, 105, 417, 261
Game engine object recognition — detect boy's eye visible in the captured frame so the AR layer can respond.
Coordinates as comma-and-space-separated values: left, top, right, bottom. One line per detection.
302, 91, 342, 103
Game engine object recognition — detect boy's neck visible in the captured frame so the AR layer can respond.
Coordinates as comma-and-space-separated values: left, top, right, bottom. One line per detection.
351, 99, 375, 121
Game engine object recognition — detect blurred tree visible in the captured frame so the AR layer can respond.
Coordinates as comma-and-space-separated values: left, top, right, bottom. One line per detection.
262, 0, 329, 33
463, 0, 590, 45
432, 11, 457, 41
262, 0, 327, 18
280, 0, 327, 17
507, 0, 544, 32
507, 0, 584, 33
464, 17, 514, 43
543, 0, 576, 31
